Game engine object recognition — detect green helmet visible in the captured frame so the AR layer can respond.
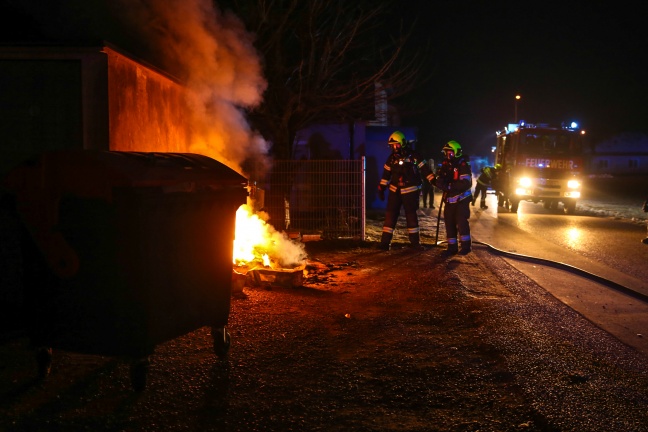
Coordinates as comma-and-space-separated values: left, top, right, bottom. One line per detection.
494, 163, 502, 170
442, 140, 462, 158
388, 130, 406, 148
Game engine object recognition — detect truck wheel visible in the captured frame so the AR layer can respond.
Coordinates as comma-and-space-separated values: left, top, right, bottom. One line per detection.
510, 200, 519, 213
565, 200, 577, 215
212, 326, 231, 358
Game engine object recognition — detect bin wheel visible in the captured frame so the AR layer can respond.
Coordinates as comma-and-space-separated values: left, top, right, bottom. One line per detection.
212, 326, 231, 358
130, 357, 150, 392
36, 347, 53, 380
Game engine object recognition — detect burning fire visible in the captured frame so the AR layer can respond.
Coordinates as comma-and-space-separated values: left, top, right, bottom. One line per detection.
233, 204, 307, 269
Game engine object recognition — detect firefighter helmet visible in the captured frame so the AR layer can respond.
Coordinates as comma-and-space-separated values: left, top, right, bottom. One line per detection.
388, 131, 406, 148
442, 140, 462, 158
495, 163, 502, 170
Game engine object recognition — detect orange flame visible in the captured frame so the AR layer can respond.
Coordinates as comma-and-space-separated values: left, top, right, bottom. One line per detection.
233, 204, 307, 269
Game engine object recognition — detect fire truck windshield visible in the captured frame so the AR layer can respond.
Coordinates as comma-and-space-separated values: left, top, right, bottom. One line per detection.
521, 131, 582, 156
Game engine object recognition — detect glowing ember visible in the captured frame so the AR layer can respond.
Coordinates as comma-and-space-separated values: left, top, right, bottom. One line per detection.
233, 204, 307, 269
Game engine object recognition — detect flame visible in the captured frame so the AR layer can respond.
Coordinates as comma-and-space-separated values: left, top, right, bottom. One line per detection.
233, 204, 308, 269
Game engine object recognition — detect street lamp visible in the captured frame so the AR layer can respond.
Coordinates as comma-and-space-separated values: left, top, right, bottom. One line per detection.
514, 94, 521, 123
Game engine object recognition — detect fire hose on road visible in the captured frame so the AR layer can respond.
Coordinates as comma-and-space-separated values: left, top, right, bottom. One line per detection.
472, 240, 648, 304
429, 194, 648, 304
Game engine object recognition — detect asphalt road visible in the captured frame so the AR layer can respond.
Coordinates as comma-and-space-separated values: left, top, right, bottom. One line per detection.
469, 196, 648, 356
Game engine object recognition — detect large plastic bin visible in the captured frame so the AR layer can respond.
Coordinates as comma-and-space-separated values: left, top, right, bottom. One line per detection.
3, 150, 247, 389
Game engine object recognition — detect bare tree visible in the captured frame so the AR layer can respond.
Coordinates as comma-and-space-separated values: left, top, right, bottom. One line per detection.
218, 0, 425, 159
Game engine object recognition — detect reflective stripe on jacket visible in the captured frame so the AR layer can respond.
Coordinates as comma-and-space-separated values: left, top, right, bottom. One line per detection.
446, 189, 472, 204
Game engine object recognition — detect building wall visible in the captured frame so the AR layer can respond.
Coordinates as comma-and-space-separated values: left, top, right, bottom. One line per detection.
590, 133, 648, 175
105, 46, 190, 153
0, 44, 193, 177
0, 54, 86, 175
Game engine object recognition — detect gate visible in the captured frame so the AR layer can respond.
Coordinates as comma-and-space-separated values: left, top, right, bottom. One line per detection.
263, 158, 365, 240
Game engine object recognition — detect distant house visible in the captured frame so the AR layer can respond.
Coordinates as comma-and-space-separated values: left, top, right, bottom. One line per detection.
589, 133, 648, 175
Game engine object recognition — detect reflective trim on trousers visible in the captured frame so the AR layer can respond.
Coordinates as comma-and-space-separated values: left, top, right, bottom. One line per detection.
407, 226, 420, 234
460, 234, 471, 242
383, 226, 394, 234
447, 238, 458, 245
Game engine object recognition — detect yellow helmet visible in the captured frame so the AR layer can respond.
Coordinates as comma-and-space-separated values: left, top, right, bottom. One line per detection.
388, 131, 406, 147
442, 140, 462, 158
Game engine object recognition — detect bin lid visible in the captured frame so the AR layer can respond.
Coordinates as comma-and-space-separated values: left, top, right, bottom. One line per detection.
3, 150, 249, 279
4, 150, 248, 201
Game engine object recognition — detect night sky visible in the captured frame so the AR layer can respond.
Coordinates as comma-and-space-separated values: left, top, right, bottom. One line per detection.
399, 1, 648, 156
1, 1, 647, 159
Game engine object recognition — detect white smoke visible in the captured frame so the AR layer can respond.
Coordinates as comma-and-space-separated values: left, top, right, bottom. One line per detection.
119, 0, 270, 176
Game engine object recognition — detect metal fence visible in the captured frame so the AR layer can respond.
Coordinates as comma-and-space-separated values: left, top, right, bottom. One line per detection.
262, 158, 365, 240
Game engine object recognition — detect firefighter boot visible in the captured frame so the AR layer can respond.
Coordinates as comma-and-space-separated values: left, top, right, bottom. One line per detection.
480, 200, 488, 209
378, 232, 392, 251
459, 240, 472, 255
443, 242, 459, 256
409, 233, 426, 251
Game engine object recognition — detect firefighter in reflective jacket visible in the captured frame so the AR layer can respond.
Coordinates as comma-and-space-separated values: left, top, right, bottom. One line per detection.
377, 131, 434, 251
434, 140, 473, 255
472, 165, 496, 209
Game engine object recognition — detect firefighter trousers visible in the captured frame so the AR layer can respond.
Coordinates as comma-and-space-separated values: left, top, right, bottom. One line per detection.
380, 190, 421, 246
444, 196, 471, 251
473, 183, 489, 206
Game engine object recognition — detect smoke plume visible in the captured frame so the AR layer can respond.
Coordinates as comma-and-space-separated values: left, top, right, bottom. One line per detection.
19, 0, 270, 178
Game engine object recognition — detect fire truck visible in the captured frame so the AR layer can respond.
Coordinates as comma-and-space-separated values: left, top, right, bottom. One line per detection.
494, 121, 584, 214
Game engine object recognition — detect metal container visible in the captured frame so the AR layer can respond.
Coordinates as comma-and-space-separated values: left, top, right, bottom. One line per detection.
3, 150, 247, 390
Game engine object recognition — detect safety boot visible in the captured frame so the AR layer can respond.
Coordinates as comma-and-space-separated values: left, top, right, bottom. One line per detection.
379, 232, 393, 251
459, 240, 472, 255
443, 243, 458, 256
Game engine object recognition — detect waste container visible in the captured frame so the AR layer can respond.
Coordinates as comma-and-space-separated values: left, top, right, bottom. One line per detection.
3, 150, 248, 390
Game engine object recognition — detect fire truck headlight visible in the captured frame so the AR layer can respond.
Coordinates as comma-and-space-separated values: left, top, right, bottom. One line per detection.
567, 179, 581, 189
519, 177, 532, 188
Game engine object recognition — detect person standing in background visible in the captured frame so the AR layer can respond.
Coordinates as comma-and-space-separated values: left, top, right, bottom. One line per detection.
472, 165, 496, 209
420, 158, 435, 209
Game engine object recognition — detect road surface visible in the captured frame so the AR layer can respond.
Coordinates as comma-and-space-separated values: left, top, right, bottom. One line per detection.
469, 195, 648, 356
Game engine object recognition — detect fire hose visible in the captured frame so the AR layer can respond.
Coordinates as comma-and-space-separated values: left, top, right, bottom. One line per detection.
473, 240, 648, 303
434, 191, 446, 246
428, 191, 647, 302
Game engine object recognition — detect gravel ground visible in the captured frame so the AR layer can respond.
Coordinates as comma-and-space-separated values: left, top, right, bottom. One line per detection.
1, 216, 647, 431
